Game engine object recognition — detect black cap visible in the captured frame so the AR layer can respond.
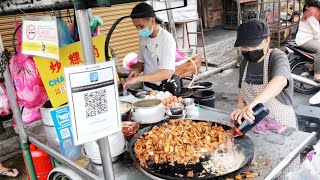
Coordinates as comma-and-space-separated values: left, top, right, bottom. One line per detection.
131, 3, 163, 24
234, 18, 270, 47
306, 0, 320, 7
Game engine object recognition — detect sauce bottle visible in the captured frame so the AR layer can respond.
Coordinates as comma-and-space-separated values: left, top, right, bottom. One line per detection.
233, 103, 269, 137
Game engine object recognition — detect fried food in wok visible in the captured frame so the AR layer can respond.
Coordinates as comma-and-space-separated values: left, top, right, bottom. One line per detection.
134, 120, 231, 167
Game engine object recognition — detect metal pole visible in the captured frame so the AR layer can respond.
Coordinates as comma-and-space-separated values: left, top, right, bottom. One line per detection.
0, 35, 37, 179
3, 69, 27, 143
75, 9, 95, 65
165, 0, 178, 45
75, 9, 115, 180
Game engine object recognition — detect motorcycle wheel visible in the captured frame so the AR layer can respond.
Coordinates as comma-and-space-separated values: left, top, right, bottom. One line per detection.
290, 58, 320, 94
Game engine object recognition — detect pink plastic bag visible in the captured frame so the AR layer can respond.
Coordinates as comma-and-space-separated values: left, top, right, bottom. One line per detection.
176, 49, 185, 62
10, 21, 48, 125
10, 21, 48, 108
0, 84, 11, 116
13, 107, 42, 129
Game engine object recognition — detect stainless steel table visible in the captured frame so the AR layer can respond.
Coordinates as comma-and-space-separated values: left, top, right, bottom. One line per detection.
26, 99, 317, 180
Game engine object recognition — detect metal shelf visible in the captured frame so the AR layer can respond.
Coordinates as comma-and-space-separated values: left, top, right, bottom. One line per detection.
0, 2, 74, 16
0, 0, 143, 16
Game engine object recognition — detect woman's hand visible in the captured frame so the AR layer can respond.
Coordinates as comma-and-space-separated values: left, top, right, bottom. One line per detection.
240, 103, 256, 124
231, 102, 258, 125
230, 108, 243, 122
230, 103, 245, 122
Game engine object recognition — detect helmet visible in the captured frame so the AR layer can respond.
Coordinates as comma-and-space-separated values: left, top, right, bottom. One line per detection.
306, 0, 320, 7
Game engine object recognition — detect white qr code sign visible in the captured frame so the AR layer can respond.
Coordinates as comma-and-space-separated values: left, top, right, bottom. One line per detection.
64, 61, 121, 145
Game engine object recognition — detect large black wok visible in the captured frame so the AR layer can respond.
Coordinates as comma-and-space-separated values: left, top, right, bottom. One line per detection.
129, 119, 254, 179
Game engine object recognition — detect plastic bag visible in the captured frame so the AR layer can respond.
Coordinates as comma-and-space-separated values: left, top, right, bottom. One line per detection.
89, 9, 103, 37
57, 18, 75, 47
0, 94, 10, 116
176, 48, 185, 62
0, 83, 11, 116
21, 107, 41, 124
10, 21, 48, 125
13, 107, 42, 130
10, 21, 48, 108
286, 159, 320, 180
286, 143, 320, 180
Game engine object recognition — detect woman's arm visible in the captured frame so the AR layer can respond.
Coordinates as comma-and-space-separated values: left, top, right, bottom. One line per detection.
241, 76, 287, 122
123, 69, 174, 89
139, 69, 174, 83
251, 76, 287, 105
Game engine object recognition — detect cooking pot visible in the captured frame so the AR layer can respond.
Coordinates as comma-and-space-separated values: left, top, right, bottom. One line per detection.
193, 90, 215, 99
83, 131, 126, 164
132, 99, 165, 124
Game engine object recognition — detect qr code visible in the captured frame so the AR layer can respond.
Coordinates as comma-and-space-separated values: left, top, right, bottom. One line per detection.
84, 89, 108, 118
60, 128, 71, 139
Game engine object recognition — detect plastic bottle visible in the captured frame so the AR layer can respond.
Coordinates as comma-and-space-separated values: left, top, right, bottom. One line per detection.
233, 103, 270, 137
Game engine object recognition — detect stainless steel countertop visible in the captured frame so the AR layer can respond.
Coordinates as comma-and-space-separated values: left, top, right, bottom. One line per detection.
26, 97, 317, 180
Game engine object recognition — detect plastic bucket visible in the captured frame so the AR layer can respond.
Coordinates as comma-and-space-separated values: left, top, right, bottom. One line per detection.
193, 90, 215, 108
197, 96, 215, 108
192, 90, 215, 99
193, 81, 213, 91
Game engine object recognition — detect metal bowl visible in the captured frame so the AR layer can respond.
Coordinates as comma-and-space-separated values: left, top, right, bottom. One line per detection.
120, 101, 132, 121
183, 98, 195, 106
179, 48, 193, 57
135, 91, 150, 99
167, 109, 187, 119
169, 103, 185, 115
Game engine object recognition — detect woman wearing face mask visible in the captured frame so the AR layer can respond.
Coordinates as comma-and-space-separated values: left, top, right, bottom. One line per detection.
123, 3, 176, 91
230, 18, 298, 179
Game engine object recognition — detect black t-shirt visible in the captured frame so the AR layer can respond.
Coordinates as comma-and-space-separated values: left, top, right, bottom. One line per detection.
238, 48, 294, 106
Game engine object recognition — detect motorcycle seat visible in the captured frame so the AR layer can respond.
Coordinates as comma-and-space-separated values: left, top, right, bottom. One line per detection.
286, 40, 316, 54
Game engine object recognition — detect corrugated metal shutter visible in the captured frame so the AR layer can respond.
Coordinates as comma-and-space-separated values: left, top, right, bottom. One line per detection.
0, 2, 139, 66
93, 2, 140, 66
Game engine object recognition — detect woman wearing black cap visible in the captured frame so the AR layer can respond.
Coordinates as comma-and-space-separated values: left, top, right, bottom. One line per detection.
123, 3, 177, 92
230, 18, 298, 178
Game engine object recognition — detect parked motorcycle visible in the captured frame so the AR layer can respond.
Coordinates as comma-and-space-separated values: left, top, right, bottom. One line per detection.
285, 40, 320, 94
